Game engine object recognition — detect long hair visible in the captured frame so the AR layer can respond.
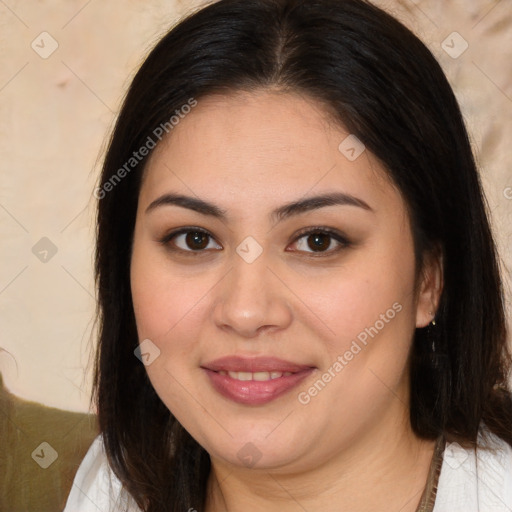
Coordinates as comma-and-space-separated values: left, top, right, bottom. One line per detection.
93, 0, 512, 510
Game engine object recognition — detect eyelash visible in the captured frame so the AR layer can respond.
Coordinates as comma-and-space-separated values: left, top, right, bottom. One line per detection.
158, 226, 352, 258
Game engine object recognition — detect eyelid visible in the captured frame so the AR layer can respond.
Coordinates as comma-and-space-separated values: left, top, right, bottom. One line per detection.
159, 226, 352, 256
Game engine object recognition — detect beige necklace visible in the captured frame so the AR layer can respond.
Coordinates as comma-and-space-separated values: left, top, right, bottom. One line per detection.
415, 435, 446, 512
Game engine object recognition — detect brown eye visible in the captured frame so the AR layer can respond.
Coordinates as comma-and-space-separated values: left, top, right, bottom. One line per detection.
160, 228, 221, 253
305, 232, 332, 252
183, 231, 210, 250
290, 228, 351, 256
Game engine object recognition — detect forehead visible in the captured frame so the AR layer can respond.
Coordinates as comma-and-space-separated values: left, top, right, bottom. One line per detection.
140, 89, 402, 219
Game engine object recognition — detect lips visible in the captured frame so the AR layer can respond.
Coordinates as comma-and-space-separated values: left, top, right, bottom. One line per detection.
201, 356, 315, 405
201, 355, 313, 373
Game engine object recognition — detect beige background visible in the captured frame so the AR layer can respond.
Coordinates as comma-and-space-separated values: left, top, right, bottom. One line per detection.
0, 0, 511, 413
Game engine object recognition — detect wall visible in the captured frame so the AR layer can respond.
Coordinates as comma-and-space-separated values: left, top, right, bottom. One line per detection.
0, 0, 511, 413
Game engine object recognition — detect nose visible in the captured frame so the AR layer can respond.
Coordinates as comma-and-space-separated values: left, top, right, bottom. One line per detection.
212, 250, 293, 338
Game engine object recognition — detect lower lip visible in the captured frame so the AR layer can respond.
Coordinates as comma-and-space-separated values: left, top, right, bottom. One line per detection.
202, 368, 315, 405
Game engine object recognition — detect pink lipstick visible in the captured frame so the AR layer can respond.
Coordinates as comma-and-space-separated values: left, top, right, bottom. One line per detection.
201, 356, 315, 405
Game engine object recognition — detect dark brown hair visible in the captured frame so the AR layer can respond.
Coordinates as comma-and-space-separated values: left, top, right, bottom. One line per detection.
93, 0, 512, 510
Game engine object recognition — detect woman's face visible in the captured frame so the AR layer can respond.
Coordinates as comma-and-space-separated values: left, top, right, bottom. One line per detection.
130, 90, 440, 472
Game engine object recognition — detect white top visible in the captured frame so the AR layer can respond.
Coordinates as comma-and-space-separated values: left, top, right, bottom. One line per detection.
64, 428, 512, 512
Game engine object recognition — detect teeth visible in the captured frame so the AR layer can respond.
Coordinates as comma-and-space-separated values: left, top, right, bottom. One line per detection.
253, 371, 271, 381
221, 371, 294, 381
234, 371, 253, 381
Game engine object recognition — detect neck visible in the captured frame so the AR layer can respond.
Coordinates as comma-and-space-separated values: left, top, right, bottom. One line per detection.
205, 411, 437, 512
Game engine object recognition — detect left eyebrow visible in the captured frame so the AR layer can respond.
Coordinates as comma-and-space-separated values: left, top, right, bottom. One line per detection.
145, 191, 374, 223
270, 192, 374, 223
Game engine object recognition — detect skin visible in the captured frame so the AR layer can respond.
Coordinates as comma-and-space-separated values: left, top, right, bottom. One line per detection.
130, 89, 444, 512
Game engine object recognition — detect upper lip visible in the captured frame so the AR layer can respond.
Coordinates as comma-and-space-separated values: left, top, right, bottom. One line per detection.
201, 356, 314, 373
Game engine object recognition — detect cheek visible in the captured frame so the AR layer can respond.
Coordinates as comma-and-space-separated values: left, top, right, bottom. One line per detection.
304, 236, 417, 408
305, 242, 416, 352
130, 236, 202, 338
129, 242, 207, 415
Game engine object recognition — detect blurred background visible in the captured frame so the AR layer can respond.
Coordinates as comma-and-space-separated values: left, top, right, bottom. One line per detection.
0, 0, 511, 437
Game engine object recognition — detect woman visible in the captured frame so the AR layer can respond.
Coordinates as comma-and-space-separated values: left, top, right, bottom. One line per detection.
64, 0, 512, 510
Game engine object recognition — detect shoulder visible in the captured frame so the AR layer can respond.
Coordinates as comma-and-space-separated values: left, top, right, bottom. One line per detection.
63, 434, 142, 512
434, 425, 512, 511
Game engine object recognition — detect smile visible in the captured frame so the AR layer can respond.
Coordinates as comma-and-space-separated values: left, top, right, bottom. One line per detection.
201, 355, 316, 405
217, 370, 294, 381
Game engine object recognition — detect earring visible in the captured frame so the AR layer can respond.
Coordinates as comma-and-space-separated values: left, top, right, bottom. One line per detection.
428, 311, 436, 352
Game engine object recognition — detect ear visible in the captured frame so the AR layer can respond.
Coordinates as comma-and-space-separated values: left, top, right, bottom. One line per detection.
415, 245, 444, 328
